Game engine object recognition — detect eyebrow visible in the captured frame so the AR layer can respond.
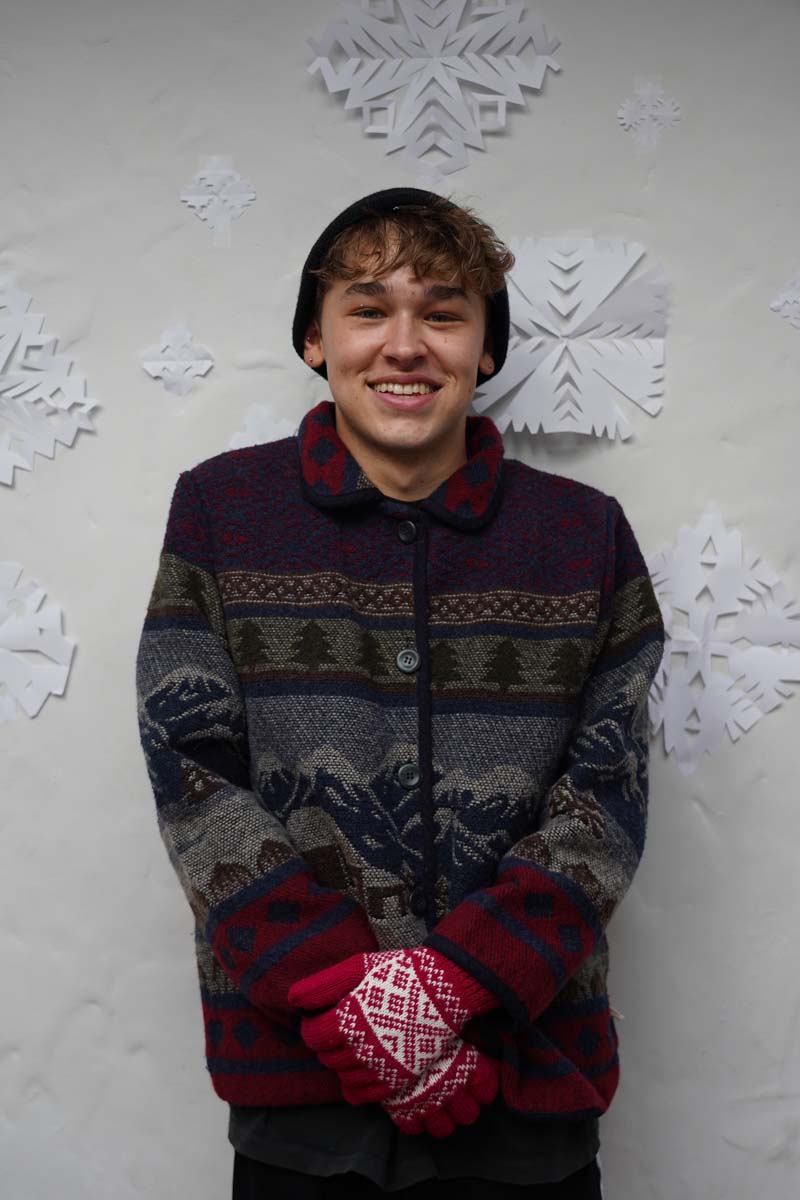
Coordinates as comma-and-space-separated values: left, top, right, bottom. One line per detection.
341, 280, 469, 301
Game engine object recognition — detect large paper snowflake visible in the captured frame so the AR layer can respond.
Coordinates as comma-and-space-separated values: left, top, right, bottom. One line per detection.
140, 324, 214, 396
472, 238, 667, 440
647, 508, 800, 776
0, 562, 75, 723
0, 273, 98, 487
308, 0, 561, 178
769, 275, 800, 331
228, 403, 301, 449
179, 155, 256, 246
617, 80, 681, 151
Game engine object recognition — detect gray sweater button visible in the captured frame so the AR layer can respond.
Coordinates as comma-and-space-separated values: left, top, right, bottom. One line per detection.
397, 762, 420, 788
397, 519, 417, 543
396, 647, 420, 673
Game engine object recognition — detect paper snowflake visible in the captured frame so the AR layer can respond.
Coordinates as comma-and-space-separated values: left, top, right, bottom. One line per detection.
0, 273, 98, 487
0, 562, 75, 723
179, 155, 256, 245
228, 403, 300, 450
769, 275, 800, 331
647, 508, 800, 776
308, 0, 561, 178
472, 238, 667, 440
140, 324, 214, 396
617, 80, 681, 151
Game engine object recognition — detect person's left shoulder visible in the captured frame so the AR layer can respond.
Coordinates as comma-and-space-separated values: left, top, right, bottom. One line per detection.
501, 455, 614, 526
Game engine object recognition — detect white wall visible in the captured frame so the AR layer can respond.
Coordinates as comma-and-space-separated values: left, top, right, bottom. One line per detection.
2, 1, 799, 1197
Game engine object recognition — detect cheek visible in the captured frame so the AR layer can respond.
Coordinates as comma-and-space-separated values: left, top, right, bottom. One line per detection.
448, 338, 482, 374
330, 331, 382, 372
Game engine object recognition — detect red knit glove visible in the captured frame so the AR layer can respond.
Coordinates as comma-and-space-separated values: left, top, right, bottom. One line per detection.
381, 1035, 500, 1137
287, 947, 497, 1104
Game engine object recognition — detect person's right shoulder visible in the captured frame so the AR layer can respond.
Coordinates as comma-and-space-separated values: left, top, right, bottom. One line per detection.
162, 433, 300, 562
187, 431, 298, 481
182, 431, 298, 494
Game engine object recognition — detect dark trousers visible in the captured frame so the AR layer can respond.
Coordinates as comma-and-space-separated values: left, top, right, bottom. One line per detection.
231, 1151, 603, 1198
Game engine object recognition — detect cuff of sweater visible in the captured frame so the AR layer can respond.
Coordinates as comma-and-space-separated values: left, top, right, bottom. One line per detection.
428, 949, 499, 1018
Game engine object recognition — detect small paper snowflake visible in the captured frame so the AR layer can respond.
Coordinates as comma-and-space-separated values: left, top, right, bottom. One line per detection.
472, 237, 667, 440
0, 562, 75, 723
0, 273, 98, 487
227, 403, 300, 450
647, 508, 800, 776
769, 276, 800, 331
140, 324, 214, 396
617, 80, 680, 151
179, 155, 256, 246
308, 0, 561, 178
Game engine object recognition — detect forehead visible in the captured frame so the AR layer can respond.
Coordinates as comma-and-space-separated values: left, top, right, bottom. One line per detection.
329, 223, 468, 289
322, 261, 484, 313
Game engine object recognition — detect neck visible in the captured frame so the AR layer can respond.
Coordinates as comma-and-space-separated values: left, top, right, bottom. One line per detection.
333, 409, 468, 501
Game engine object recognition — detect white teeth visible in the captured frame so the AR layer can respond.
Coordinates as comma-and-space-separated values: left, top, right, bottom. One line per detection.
371, 382, 436, 395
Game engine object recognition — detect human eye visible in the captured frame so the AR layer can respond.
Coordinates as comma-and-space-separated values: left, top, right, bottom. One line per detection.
352, 307, 384, 319
427, 311, 461, 323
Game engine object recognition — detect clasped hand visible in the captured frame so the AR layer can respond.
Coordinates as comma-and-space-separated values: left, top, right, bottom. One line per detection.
288, 947, 499, 1138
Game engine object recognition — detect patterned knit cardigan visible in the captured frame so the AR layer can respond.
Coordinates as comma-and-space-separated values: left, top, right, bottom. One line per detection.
135, 398, 665, 1120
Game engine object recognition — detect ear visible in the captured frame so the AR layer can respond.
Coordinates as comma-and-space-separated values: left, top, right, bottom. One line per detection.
479, 311, 494, 377
304, 319, 325, 369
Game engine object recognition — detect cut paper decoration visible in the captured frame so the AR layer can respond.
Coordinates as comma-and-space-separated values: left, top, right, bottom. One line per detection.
179, 155, 256, 246
769, 275, 800, 331
228, 403, 300, 450
0, 561, 75, 723
472, 238, 667, 440
140, 324, 214, 396
646, 507, 800, 777
0, 272, 98, 487
617, 80, 681, 151
308, 1, 561, 179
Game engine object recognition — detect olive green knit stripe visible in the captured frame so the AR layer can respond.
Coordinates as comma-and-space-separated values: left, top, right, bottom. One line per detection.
225, 613, 598, 699
146, 550, 227, 642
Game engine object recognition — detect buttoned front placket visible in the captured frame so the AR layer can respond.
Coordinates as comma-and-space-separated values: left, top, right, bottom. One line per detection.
383, 500, 435, 926
296, 399, 506, 932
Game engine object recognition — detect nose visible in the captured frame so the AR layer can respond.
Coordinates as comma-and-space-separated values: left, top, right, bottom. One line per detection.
381, 312, 426, 364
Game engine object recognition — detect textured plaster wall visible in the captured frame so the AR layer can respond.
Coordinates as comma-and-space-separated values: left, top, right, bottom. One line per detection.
2, 1, 798, 1198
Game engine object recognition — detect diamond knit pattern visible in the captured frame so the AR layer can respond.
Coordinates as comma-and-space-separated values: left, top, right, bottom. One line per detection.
383, 1037, 499, 1137
290, 946, 496, 1102
336, 955, 459, 1085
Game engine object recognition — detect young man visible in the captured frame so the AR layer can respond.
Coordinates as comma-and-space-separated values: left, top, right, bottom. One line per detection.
136, 187, 665, 1199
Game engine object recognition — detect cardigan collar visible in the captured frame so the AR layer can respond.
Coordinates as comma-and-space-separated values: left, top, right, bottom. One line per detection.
296, 399, 505, 530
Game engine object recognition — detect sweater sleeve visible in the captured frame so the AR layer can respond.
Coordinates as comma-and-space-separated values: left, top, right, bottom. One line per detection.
422, 496, 666, 1033
135, 469, 379, 1020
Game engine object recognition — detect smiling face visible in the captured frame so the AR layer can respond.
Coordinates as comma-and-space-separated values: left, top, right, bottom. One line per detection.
303, 258, 495, 495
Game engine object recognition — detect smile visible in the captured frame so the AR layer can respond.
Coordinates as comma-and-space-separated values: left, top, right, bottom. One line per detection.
369, 382, 439, 395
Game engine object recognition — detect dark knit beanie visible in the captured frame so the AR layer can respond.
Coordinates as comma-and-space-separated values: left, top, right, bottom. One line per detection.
291, 187, 509, 386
